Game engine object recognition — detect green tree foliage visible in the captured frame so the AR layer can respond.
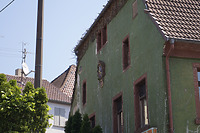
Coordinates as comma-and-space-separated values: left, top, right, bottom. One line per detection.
80, 114, 91, 133
0, 74, 52, 133
65, 115, 73, 133
71, 110, 82, 133
92, 125, 103, 133
65, 111, 103, 133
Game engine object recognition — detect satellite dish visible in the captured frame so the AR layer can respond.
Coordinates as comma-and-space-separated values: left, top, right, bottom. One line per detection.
22, 62, 29, 75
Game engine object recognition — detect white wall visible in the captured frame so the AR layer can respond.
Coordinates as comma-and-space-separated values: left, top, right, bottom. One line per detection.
46, 102, 70, 133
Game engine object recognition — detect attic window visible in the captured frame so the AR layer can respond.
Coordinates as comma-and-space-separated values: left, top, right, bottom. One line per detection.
97, 25, 107, 52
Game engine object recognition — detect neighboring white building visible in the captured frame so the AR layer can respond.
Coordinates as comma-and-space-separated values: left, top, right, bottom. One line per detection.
5, 65, 76, 133
46, 102, 70, 133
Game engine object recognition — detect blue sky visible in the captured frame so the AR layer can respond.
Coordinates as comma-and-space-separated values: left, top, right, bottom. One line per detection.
0, 0, 108, 81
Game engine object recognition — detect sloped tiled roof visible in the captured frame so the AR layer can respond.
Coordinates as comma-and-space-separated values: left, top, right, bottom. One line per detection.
51, 65, 76, 98
5, 74, 71, 104
145, 0, 200, 41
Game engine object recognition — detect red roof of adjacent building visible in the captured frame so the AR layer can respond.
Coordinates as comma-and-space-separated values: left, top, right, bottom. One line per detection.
6, 74, 71, 104
51, 65, 76, 98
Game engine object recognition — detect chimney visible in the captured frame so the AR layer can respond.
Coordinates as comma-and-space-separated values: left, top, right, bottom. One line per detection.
15, 69, 23, 76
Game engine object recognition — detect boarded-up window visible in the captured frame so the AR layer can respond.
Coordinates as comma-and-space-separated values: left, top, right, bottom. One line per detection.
54, 107, 65, 127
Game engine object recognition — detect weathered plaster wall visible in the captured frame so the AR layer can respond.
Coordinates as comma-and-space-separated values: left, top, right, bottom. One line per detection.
170, 57, 200, 132
71, 0, 169, 132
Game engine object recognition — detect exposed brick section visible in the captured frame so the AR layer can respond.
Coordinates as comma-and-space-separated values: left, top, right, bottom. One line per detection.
5, 75, 71, 103
75, 0, 128, 62
146, 0, 200, 41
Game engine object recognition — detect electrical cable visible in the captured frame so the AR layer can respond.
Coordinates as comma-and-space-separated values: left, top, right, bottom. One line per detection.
0, 0, 15, 13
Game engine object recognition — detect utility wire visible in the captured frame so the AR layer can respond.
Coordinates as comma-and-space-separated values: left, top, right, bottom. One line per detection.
0, 0, 15, 13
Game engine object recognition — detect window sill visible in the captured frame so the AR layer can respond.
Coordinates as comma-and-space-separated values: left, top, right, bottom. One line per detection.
123, 65, 131, 72
53, 125, 65, 128
135, 125, 149, 133
97, 41, 108, 54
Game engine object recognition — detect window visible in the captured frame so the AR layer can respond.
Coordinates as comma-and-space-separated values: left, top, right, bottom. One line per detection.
134, 74, 149, 132
97, 32, 102, 52
89, 114, 96, 128
97, 25, 107, 52
122, 36, 130, 71
54, 107, 65, 127
113, 92, 123, 133
193, 63, 200, 124
82, 81, 86, 105
102, 26, 107, 46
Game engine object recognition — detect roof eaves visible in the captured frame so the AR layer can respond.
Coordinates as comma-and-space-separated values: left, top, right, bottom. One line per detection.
166, 37, 200, 44
48, 99, 71, 105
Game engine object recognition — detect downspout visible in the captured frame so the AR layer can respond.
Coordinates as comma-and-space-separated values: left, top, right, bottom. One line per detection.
166, 39, 174, 133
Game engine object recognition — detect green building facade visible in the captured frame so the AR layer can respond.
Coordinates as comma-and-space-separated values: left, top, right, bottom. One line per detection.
71, 0, 200, 132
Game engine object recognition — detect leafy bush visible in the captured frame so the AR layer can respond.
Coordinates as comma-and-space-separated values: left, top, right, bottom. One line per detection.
0, 74, 52, 133
80, 114, 92, 133
71, 110, 82, 133
65, 111, 103, 133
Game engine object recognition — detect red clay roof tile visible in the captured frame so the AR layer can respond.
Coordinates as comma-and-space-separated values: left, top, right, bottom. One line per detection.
146, 0, 200, 41
5, 74, 71, 103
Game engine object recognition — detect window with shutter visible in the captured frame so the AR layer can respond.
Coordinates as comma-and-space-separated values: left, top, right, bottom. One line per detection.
54, 107, 66, 127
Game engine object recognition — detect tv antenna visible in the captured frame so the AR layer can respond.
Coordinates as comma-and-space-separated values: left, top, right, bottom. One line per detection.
21, 42, 34, 76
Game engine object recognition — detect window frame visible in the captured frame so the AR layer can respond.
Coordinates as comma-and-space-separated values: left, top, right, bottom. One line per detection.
54, 107, 65, 127
97, 25, 107, 53
122, 35, 131, 71
112, 92, 123, 133
89, 113, 96, 128
193, 63, 200, 124
82, 80, 87, 106
134, 74, 149, 132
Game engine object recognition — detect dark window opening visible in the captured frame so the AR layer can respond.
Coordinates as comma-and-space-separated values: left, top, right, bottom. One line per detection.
97, 32, 102, 52
90, 115, 96, 128
122, 36, 130, 71
138, 81, 148, 128
113, 95, 123, 133
97, 25, 107, 52
102, 26, 107, 46
82, 81, 86, 105
134, 77, 149, 132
